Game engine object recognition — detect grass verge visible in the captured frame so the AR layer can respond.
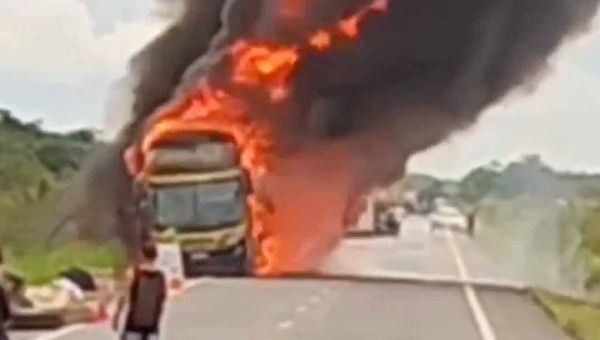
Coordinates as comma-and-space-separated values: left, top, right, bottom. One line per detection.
533, 289, 600, 340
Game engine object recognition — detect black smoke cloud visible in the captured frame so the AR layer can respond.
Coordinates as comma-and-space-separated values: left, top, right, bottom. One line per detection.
77, 0, 598, 262
288, 0, 600, 195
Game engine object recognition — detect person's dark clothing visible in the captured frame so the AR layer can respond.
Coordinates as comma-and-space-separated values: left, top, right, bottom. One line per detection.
120, 331, 157, 340
122, 268, 166, 339
385, 213, 400, 233
0, 281, 11, 340
467, 212, 476, 236
0, 325, 8, 340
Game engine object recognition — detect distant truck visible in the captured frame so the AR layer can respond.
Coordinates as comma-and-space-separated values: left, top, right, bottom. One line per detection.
136, 133, 254, 276
345, 193, 401, 237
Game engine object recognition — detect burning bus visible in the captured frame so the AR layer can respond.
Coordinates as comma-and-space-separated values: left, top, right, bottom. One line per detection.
100, 0, 599, 277
127, 131, 255, 276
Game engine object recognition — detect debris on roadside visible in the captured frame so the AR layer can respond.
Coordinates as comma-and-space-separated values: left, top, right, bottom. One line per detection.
2, 267, 125, 330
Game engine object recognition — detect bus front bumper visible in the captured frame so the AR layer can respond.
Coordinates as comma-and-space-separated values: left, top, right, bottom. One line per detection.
183, 243, 248, 276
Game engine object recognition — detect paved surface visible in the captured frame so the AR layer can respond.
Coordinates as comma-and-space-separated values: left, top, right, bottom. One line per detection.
9, 215, 571, 340
7, 331, 46, 340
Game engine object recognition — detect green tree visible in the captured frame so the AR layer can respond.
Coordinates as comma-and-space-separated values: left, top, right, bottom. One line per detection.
581, 206, 600, 256
458, 164, 501, 236
65, 129, 96, 144
35, 141, 80, 174
459, 165, 501, 207
0, 108, 97, 252
418, 180, 445, 213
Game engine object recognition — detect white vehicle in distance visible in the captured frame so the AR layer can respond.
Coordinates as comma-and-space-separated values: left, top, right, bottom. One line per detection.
428, 204, 467, 233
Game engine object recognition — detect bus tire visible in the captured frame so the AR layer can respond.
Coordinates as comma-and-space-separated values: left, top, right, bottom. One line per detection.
242, 238, 256, 276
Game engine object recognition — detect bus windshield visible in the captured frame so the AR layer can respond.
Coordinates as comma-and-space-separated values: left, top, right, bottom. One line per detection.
152, 180, 245, 229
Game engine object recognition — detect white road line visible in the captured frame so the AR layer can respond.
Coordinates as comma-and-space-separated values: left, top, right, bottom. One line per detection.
32, 324, 87, 340
445, 229, 497, 340
296, 305, 308, 313
183, 277, 208, 290
277, 320, 294, 330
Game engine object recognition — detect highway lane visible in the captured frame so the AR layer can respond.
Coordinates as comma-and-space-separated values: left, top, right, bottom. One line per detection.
287, 281, 481, 340
9, 215, 571, 340
8, 331, 47, 340
13, 279, 483, 340
477, 288, 570, 340
322, 216, 459, 278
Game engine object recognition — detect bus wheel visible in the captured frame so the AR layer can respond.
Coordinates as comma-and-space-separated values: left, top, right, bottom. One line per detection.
242, 238, 256, 276
182, 252, 195, 278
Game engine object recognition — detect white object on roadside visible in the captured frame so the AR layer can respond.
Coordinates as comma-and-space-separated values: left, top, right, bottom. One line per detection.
53, 278, 85, 301
155, 243, 185, 293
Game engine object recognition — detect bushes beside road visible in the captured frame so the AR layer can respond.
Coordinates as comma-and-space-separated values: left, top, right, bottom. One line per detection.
478, 199, 600, 340
0, 110, 95, 246
0, 109, 127, 285
580, 206, 600, 292
535, 289, 600, 340
477, 198, 600, 292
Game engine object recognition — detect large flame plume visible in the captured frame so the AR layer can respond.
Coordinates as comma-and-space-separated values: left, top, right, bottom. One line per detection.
124, 0, 388, 274
74, 0, 600, 272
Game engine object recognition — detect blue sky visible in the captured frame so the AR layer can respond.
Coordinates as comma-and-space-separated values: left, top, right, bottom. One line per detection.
0, 0, 599, 178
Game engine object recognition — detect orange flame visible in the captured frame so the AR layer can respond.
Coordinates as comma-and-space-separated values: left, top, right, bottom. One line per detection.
126, 0, 388, 275
339, 15, 360, 37
340, 0, 388, 37
231, 41, 300, 102
309, 30, 332, 51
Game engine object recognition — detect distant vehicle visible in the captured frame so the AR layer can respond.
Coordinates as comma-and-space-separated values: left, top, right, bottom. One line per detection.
428, 205, 467, 233
345, 195, 401, 238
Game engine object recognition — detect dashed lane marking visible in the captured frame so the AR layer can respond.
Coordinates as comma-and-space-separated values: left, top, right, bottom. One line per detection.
183, 277, 208, 290
277, 320, 294, 330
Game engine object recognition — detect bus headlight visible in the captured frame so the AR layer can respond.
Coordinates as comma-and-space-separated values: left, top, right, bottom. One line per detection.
233, 244, 245, 256
218, 234, 232, 248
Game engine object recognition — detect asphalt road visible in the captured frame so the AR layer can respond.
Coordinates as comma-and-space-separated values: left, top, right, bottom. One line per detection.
9, 215, 571, 340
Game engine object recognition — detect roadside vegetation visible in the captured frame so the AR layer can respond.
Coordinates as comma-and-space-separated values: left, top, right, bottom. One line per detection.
0, 108, 125, 284
534, 289, 600, 340
398, 154, 600, 340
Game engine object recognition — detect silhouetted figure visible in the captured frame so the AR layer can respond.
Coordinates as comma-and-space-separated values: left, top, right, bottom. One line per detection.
0, 248, 11, 340
466, 211, 476, 237
385, 212, 400, 236
113, 242, 167, 340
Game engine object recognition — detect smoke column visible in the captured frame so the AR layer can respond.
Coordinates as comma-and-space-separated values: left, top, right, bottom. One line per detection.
81, 0, 599, 269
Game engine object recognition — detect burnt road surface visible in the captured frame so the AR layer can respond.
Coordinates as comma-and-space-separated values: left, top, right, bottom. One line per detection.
9, 216, 571, 340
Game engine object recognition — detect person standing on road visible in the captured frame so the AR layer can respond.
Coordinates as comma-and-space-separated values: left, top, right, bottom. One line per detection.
466, 207, 478, 238
385, 211, 401, 236
0, 248, 12, 340
112, 242, 167, 340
